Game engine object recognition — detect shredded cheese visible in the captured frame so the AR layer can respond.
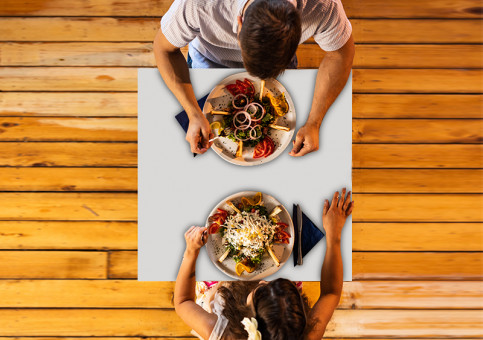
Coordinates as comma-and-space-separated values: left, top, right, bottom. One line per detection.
222, 211, 276, 260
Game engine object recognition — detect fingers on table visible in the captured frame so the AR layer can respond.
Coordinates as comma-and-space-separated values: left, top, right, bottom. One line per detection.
338, 188, 347, 208
290, 134, 304, 155
343, 191, 352, 210
292, 144, 314, 157
323, 199, 329, 216
346, 201, 354, 216
331, 190, 339, 208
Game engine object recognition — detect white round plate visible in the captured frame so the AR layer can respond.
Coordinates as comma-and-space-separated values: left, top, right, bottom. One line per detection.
203, 72, 296, 166
205, 191, 294, 280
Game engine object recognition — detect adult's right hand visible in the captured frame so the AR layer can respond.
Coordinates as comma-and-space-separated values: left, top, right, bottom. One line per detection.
186, 113, 213, 154
184, 225, 208, 255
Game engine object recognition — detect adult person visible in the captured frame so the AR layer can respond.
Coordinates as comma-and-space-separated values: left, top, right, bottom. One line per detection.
174, 188, 353, 339
154, 0, 354, 156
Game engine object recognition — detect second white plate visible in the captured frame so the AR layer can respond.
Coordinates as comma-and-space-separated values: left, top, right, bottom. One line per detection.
205, 191, 294, 280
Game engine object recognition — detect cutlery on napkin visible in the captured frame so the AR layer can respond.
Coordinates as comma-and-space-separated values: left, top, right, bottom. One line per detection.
296, 204, 303, 265
293, 204, 325, 266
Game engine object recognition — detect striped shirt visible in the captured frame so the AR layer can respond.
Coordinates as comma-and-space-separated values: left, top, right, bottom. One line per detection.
161, 0, 352, 68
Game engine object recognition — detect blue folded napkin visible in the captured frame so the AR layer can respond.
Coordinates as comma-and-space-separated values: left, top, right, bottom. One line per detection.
175, 94, 209, 157
293, 204, 325, 266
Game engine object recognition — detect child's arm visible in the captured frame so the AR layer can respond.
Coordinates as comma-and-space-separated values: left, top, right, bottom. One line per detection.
174, 226, 217, 339
305, 189, 353, 340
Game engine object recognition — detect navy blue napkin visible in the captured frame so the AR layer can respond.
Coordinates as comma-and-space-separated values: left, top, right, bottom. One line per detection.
175, 94, 209, 157
293, 204, 325, 266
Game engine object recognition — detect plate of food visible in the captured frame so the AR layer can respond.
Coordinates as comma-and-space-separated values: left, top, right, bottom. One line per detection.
205, 191, 294, 280
203, 72, 296, 166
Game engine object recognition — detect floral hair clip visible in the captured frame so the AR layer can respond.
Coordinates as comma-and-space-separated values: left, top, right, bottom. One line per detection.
241, 317, 262, 340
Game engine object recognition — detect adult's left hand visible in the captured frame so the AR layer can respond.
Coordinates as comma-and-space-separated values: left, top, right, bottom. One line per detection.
289, 123, 320, 157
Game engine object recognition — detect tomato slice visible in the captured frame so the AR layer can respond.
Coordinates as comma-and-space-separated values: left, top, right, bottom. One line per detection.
208, 223, 220, 234
253, 137, 276, 159
225, 84, 239, 96
253, 139, 267, 158
236, 80, 248, 93
217, 208, 228, 219
263, 136, 275, 158
275, 222, 288, 232
263, 142, 273, 157
274, 234, 290, 243
253, 150, 264, 159
277, 230, 291, 239
209, 213, 221, 221
244, 78, 255, 96
209, 212, 226, 226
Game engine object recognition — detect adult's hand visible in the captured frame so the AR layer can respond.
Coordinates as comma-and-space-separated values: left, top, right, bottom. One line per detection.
322, 188, 353, 243
289, 123, 320, 157
186, 114, 214, 154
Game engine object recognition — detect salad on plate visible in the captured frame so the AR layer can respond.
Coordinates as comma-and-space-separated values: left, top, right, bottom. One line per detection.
207, 192, 291, 276
210, 78, 291, 160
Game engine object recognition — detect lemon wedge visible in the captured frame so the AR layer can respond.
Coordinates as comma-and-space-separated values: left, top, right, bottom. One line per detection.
252, 192, 263, 205
241, 192, 262, 208
235, 262, 246, 276
236, 262, 255, 276
241, 197, 252, 208
210, 121, 223, 134
266, 92, 289, 116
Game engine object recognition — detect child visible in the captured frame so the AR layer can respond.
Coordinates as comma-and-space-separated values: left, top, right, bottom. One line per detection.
174, 189, 353, 339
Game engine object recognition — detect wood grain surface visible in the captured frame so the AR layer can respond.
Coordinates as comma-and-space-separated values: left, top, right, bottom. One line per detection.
2, 43, 482, 68
0, 309, 480, 337
0, 280, 480, 309
2, 68, 482, 92
0, 0, 481, 338
0, 0, 481, 18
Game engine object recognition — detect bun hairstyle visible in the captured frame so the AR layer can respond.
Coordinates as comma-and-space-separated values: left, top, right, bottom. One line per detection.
253, 278, 308, 339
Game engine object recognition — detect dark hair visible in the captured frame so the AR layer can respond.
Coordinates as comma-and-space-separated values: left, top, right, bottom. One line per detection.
217, 281, 259, 338
217, 279, 309, 339
239, 0, 301, 79
253, 278, 308, 339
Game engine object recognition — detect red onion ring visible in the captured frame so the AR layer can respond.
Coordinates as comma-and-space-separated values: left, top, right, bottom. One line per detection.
232, 94, 248, 109
244, 102, 265, 122
249, 125, 262, 140
233, 111, 251, 130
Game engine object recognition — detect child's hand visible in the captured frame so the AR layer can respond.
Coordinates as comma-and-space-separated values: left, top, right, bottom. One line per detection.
322, 188, 353, 244
184, 226, 208, 255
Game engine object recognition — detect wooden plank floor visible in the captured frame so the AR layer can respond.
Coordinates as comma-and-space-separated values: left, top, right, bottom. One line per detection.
0, 0, 482, 338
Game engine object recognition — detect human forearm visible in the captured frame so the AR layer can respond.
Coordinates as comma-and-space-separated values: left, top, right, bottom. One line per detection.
153, 30, 202, 119
306, 36, 354, 129
320, 238, 343, 297
319, 189, 353, 297
153, 30, 212, 153
289, 37, 354, 157
174, 249, 199, 306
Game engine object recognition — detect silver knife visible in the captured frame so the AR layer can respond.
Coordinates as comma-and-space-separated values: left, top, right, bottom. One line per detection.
296, 204, 303, 265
